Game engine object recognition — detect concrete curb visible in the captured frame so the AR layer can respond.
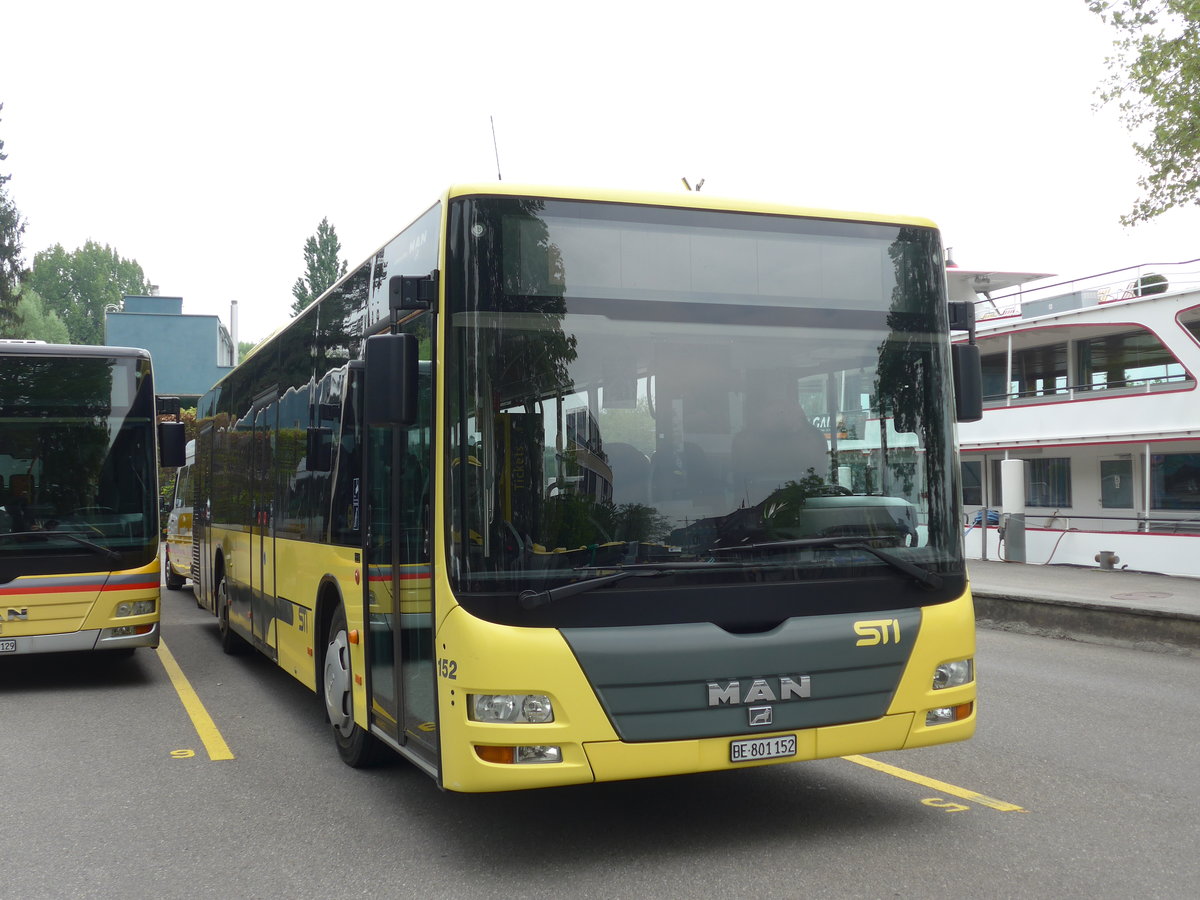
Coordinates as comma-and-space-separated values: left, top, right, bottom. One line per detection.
973, 591, 1200, 657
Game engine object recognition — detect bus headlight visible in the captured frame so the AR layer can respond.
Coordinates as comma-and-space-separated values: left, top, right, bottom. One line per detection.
932, 658, 973, 690
469, 693, 555, 723
116, 600, 156, 617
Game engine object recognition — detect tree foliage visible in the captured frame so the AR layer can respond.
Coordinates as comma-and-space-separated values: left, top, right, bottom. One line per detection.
291, 217, 347, 316
24, 241, 150, 345
0, 102, 26, 333
1089, 1, 1200, 224
13, 287, 69, 342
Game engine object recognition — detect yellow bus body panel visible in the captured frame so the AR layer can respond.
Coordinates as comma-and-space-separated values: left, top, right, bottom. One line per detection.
433, 586, 975, 792
890, 587, 977, 748
273, 538, 351, 690
166, 512, 193, 579
437, 605, 617, 792
581, 714, 918, 783
0, 558, 160, 639
444, 182, 939, 230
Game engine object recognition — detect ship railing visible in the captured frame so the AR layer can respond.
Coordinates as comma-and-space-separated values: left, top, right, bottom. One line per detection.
964, 509, 1200, 536
975, 257, 1200, 319
982, 372, 1193, 407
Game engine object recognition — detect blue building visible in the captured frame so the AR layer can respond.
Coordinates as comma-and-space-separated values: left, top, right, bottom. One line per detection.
105, 295, 236, 405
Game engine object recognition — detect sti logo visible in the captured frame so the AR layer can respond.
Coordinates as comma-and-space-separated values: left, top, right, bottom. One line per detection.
855, 618, 901, 646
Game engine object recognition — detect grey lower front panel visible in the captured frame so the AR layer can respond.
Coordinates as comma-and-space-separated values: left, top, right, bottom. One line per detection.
561, 609, 921, 743
1, 623, 159, 655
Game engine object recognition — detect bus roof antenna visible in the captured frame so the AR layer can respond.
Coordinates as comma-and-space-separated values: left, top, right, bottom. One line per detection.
681, 177, 705, 192
490, 116, 503, 181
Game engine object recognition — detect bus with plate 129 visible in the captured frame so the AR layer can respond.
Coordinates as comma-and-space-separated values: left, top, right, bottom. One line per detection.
190, 184, 982, 792
0, 341, 186, 655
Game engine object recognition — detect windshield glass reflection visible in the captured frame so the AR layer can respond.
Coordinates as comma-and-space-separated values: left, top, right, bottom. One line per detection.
0, 355, 157, 572
446, 198, 960, 609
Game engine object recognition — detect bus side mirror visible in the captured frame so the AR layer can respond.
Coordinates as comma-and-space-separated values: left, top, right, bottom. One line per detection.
947, 300, 975, 334
156, 396, 182, 419
952, 343, 983, 422
365, 332, 419, 427
159, 421, 187, 467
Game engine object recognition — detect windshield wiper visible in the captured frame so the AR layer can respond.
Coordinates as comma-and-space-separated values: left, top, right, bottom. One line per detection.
518, 562, 747, 610
0, 530, 121, 565
716, 536, 942, 589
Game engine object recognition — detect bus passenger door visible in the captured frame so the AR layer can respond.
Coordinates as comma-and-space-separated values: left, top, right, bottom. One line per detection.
364, 346, 436, 764
196, 424, 214, 611
251, 393, 278, 658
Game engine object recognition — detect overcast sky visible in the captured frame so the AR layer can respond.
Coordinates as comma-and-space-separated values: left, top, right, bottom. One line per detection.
4, 0, 1199, 344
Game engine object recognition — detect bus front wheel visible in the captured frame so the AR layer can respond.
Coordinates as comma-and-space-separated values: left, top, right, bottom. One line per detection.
323, 605, 384, 767
216, 573, 245, 655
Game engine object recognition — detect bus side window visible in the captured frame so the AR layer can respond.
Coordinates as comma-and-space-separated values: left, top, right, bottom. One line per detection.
331, 368, 363, 547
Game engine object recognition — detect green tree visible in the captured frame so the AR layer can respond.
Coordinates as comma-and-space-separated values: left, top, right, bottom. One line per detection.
0, 102, 27, 333
13, 286, 69, 342
291, 217, 347, 315
1089, 1, 1200, 223
25, 241, 150, 344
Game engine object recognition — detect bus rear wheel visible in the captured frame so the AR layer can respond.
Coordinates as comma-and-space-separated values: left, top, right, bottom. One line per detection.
323, 605, 384, 767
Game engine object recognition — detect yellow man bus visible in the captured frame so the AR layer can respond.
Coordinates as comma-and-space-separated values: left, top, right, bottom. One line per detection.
0, 341, 185, 655
192, 184, 982, 792
164, 439, 195, 592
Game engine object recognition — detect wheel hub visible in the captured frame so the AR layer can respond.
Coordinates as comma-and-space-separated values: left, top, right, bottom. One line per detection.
323, 629, 353, 737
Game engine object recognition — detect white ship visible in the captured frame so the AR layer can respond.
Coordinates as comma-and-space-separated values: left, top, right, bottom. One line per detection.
948, 258, 1200, 576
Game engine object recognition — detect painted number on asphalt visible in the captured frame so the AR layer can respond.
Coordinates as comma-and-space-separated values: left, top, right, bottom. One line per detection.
922, 797, 971, 812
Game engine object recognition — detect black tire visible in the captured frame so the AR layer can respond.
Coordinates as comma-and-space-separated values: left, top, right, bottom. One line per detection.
165, 568, 185, 591
216, 573, 246, 655
323, 605, 385, 767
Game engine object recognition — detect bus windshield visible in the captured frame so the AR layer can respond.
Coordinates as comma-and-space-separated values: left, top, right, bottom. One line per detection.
446, 197, 963, 627
0, 353, 159, 578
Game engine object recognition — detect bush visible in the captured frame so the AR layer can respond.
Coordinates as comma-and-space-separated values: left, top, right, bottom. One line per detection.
1137, 272, 1168, 295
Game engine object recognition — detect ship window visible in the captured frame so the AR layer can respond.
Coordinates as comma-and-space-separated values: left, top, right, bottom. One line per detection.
1151, 453, 1200, 510
990, 457, 1071, 508
1076, 329, 1185, 390
980, 353, 1009, 400
1011, 344, 1067, 398
1026, 458, 1071, 507
961, 460, 982, 506
1181, 307, 1200, 344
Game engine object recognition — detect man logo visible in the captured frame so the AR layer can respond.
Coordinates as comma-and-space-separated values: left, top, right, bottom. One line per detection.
707, 675, 811, 707
855, 618, 901, 646
0, 608, 29, 622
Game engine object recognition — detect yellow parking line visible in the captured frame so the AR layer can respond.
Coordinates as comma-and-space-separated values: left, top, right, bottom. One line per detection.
156, 639, 235, 761
843, 754, 1025, 812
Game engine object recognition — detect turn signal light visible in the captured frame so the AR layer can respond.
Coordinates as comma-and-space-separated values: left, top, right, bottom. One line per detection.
926, 702, 973, 726
474, 745, 563, 765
